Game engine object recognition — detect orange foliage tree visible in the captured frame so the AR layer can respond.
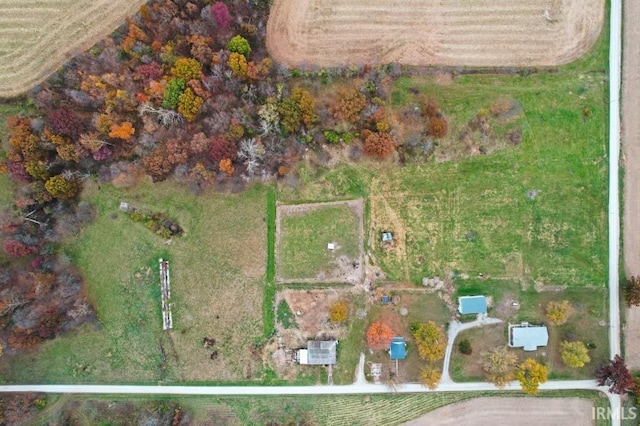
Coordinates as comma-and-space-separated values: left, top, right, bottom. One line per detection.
366, 321, 394, 350
108, 122, 135, 141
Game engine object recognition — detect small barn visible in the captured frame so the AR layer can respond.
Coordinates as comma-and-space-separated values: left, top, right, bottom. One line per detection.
297, 340, 338, 365
458, 295, 487, 315
389, 337, 407, 360
509, 323, 549, 351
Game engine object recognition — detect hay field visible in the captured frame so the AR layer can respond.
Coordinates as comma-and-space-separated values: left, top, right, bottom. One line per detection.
267, 0, 604, 67
0, 0, 147, 98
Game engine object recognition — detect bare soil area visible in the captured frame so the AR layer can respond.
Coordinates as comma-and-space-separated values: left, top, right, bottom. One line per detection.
622, 0, 640, 369
0, 0, 147, 98
267, 0, 604, 68
402, 397, 594, 426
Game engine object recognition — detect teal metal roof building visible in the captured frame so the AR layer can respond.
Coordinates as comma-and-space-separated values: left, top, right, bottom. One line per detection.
458, 295, 487, 315
389, 337, 407, 360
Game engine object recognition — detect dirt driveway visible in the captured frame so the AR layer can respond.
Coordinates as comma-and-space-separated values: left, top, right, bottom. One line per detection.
402, 397, 594, 426
267, 0, 604, 67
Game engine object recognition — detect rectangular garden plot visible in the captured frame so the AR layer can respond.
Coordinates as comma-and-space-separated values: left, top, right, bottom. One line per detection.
276, 200, 364, 283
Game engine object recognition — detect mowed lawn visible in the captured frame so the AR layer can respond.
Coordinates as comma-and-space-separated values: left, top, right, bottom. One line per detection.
278, 204, 360, 280
0, 180, 268, 383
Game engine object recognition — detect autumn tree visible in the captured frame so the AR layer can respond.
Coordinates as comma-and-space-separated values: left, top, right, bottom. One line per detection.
219, 158, 234, 176
108, 122, 135, 141
625, 276, 640, 306
364, 132, 395, 159
209, 136, 236, 162
142, 148, 173, 181
177, 88, 204, 122
3, 240, 37, 257
597, 355, 634, 394
366, 321, 394, 350
189, 132, 210, 155
136, 63, 163, 82
482, 346, 518, 388
171, 58, 202, 81
211, 2, 233, 29
46, 108, 83, 139
227, 52, 248, 78
560, 340, 590, 368
516, 358, 548, 395
277, 88, 317, 134
412, 321, 446, 362
545, 300, 572, 325
44, 175, 79, 199
226, 35, 251, 58
331, 88, 366, 123
421, 366, 442, 390
329, 301, 348, 323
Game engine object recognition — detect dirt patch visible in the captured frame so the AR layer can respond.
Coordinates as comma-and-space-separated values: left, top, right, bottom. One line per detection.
0, 0, 148, 97
402, 397, 594, 426
267, 0, 604, 68
625, 307, 640, 369
282, 289, 349, 338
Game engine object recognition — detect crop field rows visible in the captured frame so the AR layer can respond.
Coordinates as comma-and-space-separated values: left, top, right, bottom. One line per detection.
267, 0, 604, 67
0, 0, 147, 97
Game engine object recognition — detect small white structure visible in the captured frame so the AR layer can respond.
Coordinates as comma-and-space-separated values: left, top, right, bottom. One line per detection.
327, 242, 335, 250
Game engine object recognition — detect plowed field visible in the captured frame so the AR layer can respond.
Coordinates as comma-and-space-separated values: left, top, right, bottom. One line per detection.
267, 0, 604, 67
0, 0, 147, 98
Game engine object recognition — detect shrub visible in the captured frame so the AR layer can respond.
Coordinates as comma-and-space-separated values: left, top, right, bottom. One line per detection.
458, 338, 472, 355
428, 116, 448, 138
545, 300, 572, 325
331, 88, 366, 123
363, 132, 395, 159
329, 301, 348, 323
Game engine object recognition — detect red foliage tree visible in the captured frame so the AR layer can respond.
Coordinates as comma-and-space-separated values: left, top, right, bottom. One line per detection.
363, 132, 395, 159
596, 355, 634, 394
3, 240, 37, 257
366, 321, 394, 350
211, 2, 233, 29
7, 162, 31, 183
46, 108, 83, 139
208, 135, 236, 162
136, 63, 163, 82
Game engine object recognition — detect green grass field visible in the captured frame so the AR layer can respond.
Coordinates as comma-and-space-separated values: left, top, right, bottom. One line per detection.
0, 179, 268, 383
278, 204, 361, 280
